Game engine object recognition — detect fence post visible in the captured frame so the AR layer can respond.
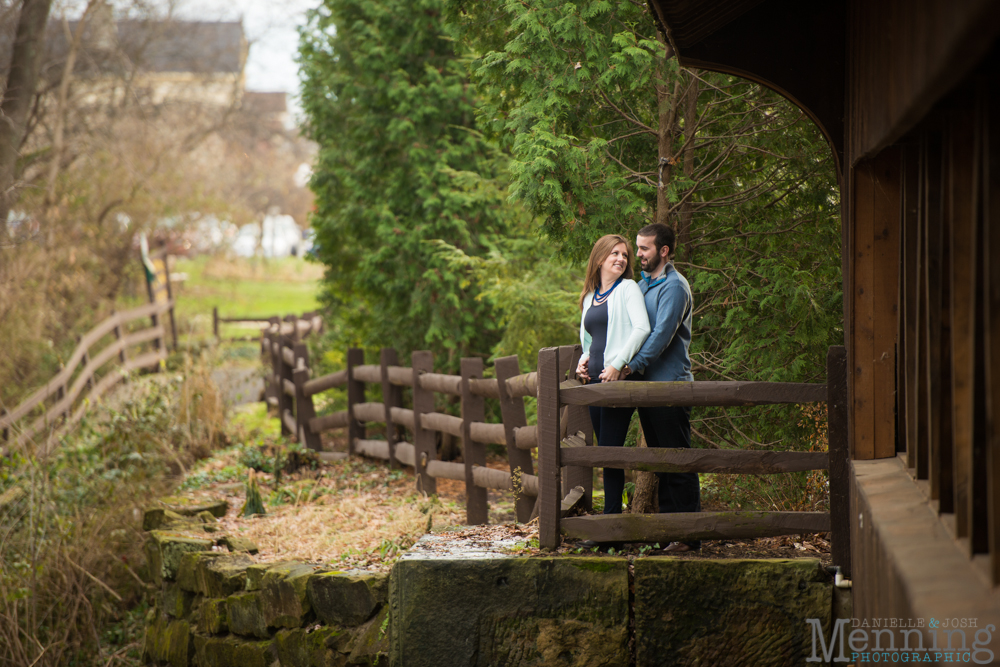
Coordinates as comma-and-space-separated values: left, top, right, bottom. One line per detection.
346, 348, 365, 456
144, 252, 163, 366
461, 357, 488, 525
560, 344, 593, 510
537, 347, 562, 549
163, 252, 178, 351
112, 312, 127, 367
213, 307, 220, 341
412, 351, 436, 495
293, 342, 322, 451
495, 355, 536, 523
381, 348, 401, 468
828, 345, 851, 577
277, 335, 294, 437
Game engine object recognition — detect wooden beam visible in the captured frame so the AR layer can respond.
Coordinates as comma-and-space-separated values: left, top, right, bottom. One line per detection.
561, 511, 830, 543
418, 373, 462, 396
983, 81, 1000, 583
852, 160, 876, 459
537, 347, 562, 550
411, 351, 437, 495
495, 355, 536, 522
309, 410, 349, 434
915, 139, 931, 478
352, 364, 381, 384
559, 345, 592, 511
871, 147, 900, 459
559, 447, 828, 474
346, 348, 365, 457
461, 358, 488, 525
558, 381, 826, 408
303, 369, 348, 396
828, 345, 851, 577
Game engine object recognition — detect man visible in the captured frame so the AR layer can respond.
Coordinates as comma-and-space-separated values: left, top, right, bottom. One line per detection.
623, 222, 702, 553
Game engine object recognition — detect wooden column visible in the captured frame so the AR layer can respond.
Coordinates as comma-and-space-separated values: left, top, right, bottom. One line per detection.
495, 355, 535, 522
461, 358, 488, 525
294, 342, 322, 451
828, 345, 851, 577
560, 344, 592, 510
537, 347, 562, 550
346, 348, 365, 457
983, 82, 1000, 584
849, 147, 899, 460
163, 253, 178, 351
213, 307, 220, 341
145, 250, 164, 367
901, 144, 920, 471
924, 132, 946, 489
381, 348, 402, 468
411, 351, 436, 495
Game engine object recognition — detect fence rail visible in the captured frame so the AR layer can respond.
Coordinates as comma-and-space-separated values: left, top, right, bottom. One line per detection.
260, 320, 848, 559
1, 300, 173, 453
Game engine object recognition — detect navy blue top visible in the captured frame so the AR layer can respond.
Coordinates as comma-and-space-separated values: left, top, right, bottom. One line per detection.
627, 262, 694, 381
584, 299, 609, 375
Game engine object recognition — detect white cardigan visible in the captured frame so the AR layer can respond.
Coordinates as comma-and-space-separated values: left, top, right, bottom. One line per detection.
579, 279, 651, 372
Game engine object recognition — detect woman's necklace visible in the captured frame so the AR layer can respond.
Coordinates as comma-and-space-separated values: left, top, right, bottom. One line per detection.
594, 276, 623, 305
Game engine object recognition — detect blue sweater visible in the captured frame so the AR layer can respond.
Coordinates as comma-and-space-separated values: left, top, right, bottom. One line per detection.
627, 263, 694, 382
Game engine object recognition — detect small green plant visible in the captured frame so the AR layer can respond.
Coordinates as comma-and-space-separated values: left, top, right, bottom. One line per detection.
242, 469, 266, 516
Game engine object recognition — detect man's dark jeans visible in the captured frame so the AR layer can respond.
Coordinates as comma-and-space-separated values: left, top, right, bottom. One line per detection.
638, 404, 701, 548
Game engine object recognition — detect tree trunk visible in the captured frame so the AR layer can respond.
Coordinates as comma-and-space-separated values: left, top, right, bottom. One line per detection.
0, 0, 56, 236
678, 73, 699, 262
631, 431, 658, 514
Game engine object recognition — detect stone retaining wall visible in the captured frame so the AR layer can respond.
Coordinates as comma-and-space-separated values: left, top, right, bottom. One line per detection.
142, 510, 389, 667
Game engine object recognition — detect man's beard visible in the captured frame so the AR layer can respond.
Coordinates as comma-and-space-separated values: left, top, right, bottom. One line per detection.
641, 254, 664, 274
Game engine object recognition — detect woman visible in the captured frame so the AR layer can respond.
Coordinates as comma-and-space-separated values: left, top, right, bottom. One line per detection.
576, 234, 650, 515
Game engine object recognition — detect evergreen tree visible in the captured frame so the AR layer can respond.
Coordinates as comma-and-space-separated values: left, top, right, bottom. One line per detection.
299, 0, 513, 367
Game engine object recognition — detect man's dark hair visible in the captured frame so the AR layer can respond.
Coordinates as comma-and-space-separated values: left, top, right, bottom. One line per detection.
638, 223, 676, 259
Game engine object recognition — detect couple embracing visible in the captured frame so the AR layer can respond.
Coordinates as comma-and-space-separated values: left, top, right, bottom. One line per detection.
576, 223, 701, 553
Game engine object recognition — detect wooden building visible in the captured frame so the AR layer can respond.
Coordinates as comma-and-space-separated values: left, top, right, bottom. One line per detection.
652, 0, 1000, 655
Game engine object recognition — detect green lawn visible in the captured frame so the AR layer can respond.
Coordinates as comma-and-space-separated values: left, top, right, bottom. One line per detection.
169, 255, 324, 342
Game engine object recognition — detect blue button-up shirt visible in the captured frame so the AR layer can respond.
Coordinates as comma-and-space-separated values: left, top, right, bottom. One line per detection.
627, 263, 694, 381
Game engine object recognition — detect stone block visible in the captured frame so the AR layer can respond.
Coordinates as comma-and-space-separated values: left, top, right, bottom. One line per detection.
146, 531, 213, 584
161, 585, 196, 619
274, 627, 353, 667
200, 554, 254, 597
221, 535, 260, 555
227, 592, 269, 639
143, 508, 187, 531
245, 563, 271, 591
199, 597, 229, 635
633, 558, 832, 667
259, 562, 318, 629
157, 496, 230, 518
389, 557, 629, 667
308, 571, 387, 627
192, 634, 275, 667
347, 605, 389, 666
176, 552, 225, 593
143, 614, 194, 667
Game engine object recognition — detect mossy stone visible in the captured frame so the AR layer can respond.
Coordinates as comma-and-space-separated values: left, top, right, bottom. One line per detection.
308, 571, 387, 628
146, 531, 213, 584
144, 508, 188, 531
158, 496, 230, 518
274, 627, 351, 667
633, 558, 832, 667
245, 563, 272, 591
199, 554, 253, 597
221, 536, 260, 555
347, 605, 389, 666
176, 552, 225, 593
161, 584, 196, 619
388, 556, 629, 667
192, 634, 275, 667
143, 614, 194, 667
199, 598, 229, 635
227, 592, 269, 639
259, 562, 318, 629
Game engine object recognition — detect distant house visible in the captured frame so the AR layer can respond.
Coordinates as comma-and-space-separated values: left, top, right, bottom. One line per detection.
41, 6, 247, 109
243, 91, 289, 130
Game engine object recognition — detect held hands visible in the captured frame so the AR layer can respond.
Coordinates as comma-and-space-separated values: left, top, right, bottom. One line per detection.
598, 363, 631, 383
576, 357, 590, 383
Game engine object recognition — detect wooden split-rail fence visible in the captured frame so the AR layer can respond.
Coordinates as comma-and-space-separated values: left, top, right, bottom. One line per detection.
262, 319, 849, 559
0, 300, 174, 454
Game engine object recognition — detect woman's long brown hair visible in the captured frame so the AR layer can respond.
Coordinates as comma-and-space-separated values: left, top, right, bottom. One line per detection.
579, 234, 634, 309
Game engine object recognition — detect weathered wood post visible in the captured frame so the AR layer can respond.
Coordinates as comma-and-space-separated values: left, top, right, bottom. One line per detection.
495, 355, 536, 523
537, 347, 562, 549
144, 253, 164, 367
381, 348, 402, 468
163, 253, 178, 351
346, 348, 365, 456
213, 307, 219, 341
277, 335, 294, 437
412, 351, 437, 495
560, 344, 592, 509
112, 312, 127, 366
828, 345, 850, 577
461, 357, 488, 525
293, 342, 322, 451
